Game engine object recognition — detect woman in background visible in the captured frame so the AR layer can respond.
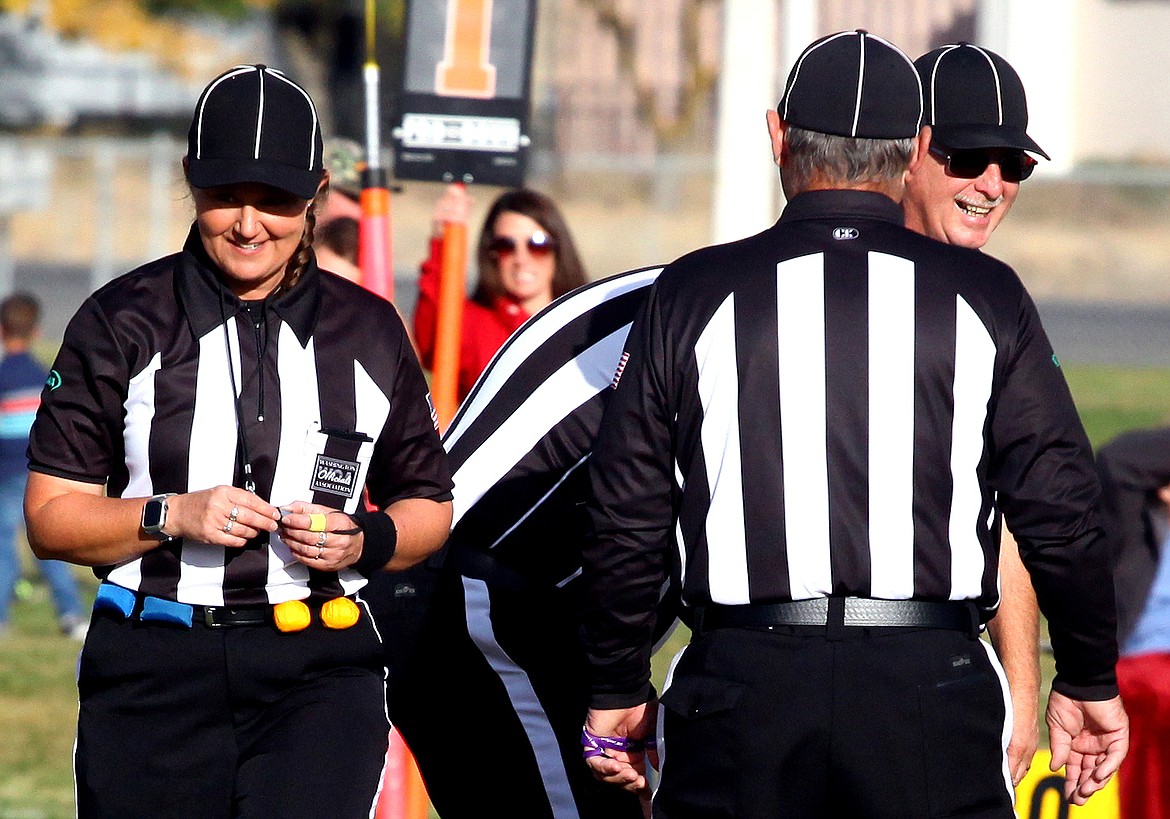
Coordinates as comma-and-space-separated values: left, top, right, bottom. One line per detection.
413, 184, 588, 400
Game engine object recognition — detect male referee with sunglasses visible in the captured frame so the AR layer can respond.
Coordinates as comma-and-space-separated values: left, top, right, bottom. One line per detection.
902, 42, 1049, 788
903, 42, 1044, 248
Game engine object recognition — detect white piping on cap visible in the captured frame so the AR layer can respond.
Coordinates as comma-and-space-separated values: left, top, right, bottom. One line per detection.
927, 44, 960, 125
781, 30, 853, 122
967, 44, 1004, 125
193, 65, 254, 160
929, 44, 1001, 126
851, 32, 865, 137
782, 30, 922, 136
253, 66, 264, 159
268, 70, 321, 170
865, 30, 923, 133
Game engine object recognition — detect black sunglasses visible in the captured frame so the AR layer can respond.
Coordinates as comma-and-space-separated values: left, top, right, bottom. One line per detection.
488, 230, 557, 259
928, 143, 1038, 183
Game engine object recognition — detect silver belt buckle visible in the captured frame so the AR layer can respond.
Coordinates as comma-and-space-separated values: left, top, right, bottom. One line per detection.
202, 606, 225, 628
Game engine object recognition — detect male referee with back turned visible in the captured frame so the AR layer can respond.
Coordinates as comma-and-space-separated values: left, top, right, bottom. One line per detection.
580, 30, 1127, 817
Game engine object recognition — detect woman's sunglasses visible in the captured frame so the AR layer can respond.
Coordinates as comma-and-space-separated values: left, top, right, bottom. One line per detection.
488, 230, 557, 259
928, 143, 1038, 183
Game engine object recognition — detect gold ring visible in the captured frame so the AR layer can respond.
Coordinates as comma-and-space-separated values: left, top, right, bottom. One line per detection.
316, 531, 327, 547
309, 513, 328, 533
223, 520, 234, 533
228, 505, 240, 522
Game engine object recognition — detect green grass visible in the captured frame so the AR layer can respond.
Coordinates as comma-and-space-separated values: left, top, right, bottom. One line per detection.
1, 363, 1167, 816
0, 564, 96, 819
1065, 365, 1170, 448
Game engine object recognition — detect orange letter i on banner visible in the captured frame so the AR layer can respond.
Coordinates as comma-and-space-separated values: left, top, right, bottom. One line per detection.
436, 0, 497, 98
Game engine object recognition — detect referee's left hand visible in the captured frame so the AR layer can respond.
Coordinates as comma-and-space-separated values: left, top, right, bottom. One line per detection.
1046, 691, 1129, 805
277, 501, 364, 572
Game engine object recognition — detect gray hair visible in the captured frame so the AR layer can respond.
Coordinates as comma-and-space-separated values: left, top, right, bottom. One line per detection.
784, 125, 914, 188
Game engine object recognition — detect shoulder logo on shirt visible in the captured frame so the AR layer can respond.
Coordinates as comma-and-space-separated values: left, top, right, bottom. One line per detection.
832, 227, 859, 240
1051, 354, 1061, 368
611, 351, 631, 390
45, 370, 61, 391
311, 454, 361, 499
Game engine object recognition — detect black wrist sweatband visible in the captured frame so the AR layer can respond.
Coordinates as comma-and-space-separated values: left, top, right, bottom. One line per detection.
350, 508, 398, 576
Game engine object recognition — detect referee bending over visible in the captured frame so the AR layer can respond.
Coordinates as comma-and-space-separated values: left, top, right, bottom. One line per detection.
580, 30, 1128, 818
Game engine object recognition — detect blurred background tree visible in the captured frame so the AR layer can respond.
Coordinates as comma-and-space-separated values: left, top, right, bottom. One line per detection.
578, 0, 719, 152
0, 0, 405, 138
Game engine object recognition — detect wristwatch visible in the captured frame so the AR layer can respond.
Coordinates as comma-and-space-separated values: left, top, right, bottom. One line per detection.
141, 493, 177, 540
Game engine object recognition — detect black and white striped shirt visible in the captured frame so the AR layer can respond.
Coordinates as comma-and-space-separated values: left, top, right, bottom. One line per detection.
29, 228, 452, 607
584, 189, 1117, 706
442, 266, 661, 589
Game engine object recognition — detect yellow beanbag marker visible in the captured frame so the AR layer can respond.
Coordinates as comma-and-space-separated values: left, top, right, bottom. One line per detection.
321, 597, 360, 629
273, 599, 311, 632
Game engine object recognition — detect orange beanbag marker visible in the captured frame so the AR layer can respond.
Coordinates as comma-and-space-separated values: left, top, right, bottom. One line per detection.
273, 599, 312, 632
321, 597, 360, 629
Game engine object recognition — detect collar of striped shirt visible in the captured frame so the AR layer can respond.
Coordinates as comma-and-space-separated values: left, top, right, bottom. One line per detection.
176, 225, 321, 347
779, 188, 906, 227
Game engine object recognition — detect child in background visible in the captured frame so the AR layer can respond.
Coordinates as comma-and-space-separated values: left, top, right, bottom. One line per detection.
0, 293, 87, 640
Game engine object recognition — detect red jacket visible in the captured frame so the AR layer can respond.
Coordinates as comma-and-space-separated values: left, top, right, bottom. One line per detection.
414, 237, 531, 401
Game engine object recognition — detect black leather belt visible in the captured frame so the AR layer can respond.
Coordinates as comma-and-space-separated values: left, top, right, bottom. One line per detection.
194, 605, 270, 628
693, 597, 978, 636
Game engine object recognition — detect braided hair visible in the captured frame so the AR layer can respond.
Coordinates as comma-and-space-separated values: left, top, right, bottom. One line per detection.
275, 182, 329, 296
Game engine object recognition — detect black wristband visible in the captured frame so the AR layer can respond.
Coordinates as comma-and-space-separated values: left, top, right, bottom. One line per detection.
350, 508, 398, 576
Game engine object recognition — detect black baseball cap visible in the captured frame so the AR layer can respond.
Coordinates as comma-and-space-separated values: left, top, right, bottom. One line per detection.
916, 43, 1049, 160
187, 64, 325, 199
780, 30, 922, 140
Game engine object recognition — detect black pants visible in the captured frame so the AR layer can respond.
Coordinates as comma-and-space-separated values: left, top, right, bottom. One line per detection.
75, 601, 389, 819
368, 564, 644, 819
655, 626, 1013, 819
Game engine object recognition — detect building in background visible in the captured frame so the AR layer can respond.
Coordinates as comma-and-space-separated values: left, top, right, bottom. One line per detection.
535, 0, 1170, 173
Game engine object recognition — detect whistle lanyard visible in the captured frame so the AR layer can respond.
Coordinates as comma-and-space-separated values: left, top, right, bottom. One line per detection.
218, 293, 264, 493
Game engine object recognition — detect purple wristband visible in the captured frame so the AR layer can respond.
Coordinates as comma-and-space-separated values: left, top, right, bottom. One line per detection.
581, 727, 656, 759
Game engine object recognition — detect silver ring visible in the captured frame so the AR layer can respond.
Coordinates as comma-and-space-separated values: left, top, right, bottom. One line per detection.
315, 545, 324, 559
316, 531, 327, 547
228, 505, 240, 522
223, 520, 235, 533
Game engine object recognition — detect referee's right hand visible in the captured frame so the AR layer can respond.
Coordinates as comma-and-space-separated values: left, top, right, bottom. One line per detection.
165, 486, 279, 547
583, 703, 658, 795
1046, 691, 1129, 805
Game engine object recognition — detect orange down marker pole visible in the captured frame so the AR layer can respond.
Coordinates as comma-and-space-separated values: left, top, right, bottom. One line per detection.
430, 189, 467, 431
361, 2, 423, 815
376, 731, 430, 818
358, 168, 395, 301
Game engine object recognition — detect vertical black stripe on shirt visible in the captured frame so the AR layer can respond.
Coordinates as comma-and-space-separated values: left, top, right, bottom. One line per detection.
734, 265, 790, 601
823, 248, 872, 596
675, 427, 711, 602
911, 275, 957, 598
224, 310, 281, 605
309, 334, 358, 601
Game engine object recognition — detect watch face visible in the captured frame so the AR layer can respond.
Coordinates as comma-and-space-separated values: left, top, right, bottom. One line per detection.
142, 498, 166, 529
